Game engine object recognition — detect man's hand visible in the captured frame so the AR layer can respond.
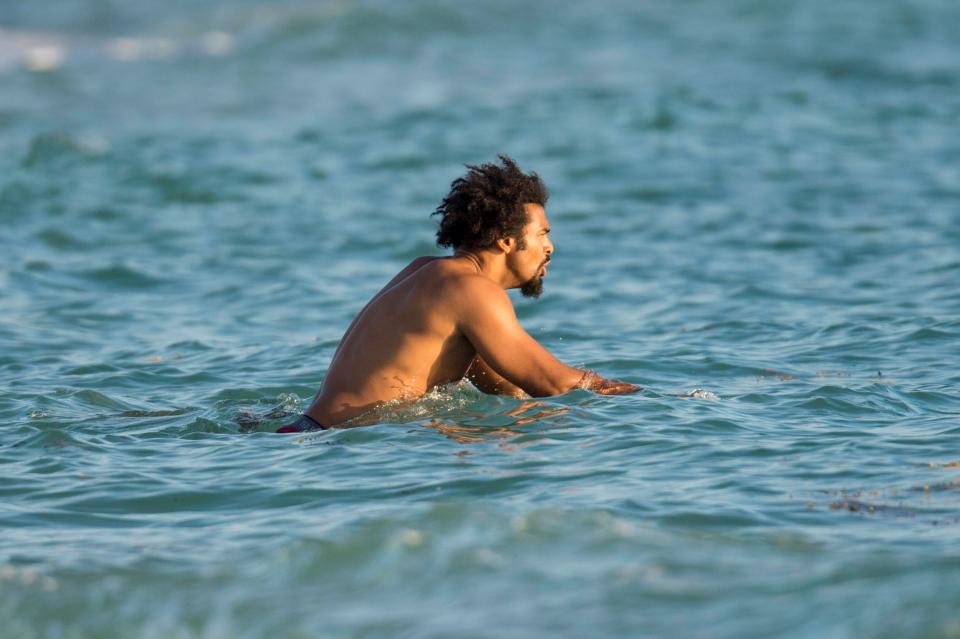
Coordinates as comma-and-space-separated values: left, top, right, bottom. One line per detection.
594, 380, 642, 395
578, 370, 642, 395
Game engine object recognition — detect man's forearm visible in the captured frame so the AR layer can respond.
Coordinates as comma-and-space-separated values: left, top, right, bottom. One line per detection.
466, 355, 527, 398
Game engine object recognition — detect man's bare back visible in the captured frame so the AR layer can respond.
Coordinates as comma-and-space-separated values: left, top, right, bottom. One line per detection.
309, 255, 493, 425
281, 157, 638, 432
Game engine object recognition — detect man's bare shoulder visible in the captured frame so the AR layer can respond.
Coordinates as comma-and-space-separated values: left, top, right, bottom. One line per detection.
408, 256, 439, 269
423, 261, 511, 313
379, 256, 442, 293
422, 259, 490, 285
398, 256, 441, 279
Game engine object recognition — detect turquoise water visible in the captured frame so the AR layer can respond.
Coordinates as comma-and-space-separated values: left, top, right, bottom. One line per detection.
2, 1, 960, 636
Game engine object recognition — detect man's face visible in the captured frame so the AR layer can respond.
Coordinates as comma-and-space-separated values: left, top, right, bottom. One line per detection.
513, 203, 553, 299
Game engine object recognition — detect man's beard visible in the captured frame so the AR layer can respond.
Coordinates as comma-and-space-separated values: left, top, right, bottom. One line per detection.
520, 259, 548, 298
520, 276, 543, 298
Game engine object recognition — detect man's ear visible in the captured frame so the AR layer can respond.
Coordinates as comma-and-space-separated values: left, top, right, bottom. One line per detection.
495, 236, 515, 254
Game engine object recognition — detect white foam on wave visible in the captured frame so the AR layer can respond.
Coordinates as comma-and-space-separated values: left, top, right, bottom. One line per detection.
105, 31, 235, 61
358, 380, 479, 426
24, 45, 65, 71
0, 28, 67, 72
106, 36, 178, 62
677, 388, 721, 400
200, 31, 233, 56
0, 27, 237, 72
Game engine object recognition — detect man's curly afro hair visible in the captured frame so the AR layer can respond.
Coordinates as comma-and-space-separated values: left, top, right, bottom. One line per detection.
433, 154, 548, 251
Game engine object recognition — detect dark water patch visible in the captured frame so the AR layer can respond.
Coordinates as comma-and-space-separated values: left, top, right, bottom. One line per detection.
0, 179, 64, 221
0, 108, 23, 129
113, 407, 196, 419
9, 426, 98, 451
906, 326, 958, 341
632, 98, 679, 131
3, 510, 151, 532
794, 385, 918, 416
731, 391, 783, 405
814, 57, 959, 88
247, 2, 472, 60
22, 259, 52, 271
170, 417, 236, 436
689, 319, 800, 337
759, 235, 817, 251
66, 488, 254, 515
77, 263, 167, 289
85, 204, 127, 221
7, 267, 91, 296
660, 510, 767, 529
619, 185, 680, 203
685, 418, 747, 434
380, 473, 552, 500
365, 153, 433, 172
887, 389, 960, 414
816, 321, 886, 338
17, 454, 68, 476
138, 172, 225, 204
92, 369, 225, 394
671, 356, 802, 382
67, 389, 134, 411
20, 131, 110, 169
63, 363, 121, 376
166, 339, 215, 352
210, 387, 304, 411
310, 424, 405, 447
34, 227, 88, 249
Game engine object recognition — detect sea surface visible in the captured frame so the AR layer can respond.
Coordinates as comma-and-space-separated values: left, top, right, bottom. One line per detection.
2, 1, 960, 637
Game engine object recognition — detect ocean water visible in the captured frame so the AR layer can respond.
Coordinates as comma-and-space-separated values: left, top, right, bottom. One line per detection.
2, 0, 960, 637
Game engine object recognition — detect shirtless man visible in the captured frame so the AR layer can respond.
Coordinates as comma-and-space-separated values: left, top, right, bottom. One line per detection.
279, 155, 639, 433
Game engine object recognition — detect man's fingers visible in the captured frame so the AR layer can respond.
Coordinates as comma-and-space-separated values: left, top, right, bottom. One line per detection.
596, 381, 641, 395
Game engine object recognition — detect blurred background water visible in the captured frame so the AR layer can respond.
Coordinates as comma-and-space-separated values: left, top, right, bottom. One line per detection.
2, 0, 960, 637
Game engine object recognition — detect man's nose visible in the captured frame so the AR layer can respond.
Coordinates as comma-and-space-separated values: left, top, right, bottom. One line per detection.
545, 238, 554, 256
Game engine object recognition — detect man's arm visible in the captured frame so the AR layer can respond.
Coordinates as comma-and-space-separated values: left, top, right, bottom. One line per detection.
467, 357, 639, 397
456, 279, 639, 397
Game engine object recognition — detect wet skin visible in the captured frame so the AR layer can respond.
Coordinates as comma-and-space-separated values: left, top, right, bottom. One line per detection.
305, 204, 639, 427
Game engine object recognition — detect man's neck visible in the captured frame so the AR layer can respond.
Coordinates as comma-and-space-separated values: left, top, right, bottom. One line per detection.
452, 249, 510, 288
